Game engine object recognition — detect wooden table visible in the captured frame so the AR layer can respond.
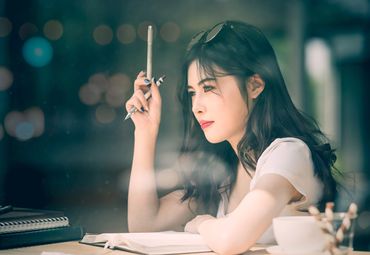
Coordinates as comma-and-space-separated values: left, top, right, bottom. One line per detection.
0, 241, 369, 255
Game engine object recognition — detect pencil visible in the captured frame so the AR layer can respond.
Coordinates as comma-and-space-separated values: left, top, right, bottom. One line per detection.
147, 26, 153, 80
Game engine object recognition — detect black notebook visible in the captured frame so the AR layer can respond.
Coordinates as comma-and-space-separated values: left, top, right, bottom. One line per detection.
0, 225, 85, 249
0, 207, 69, 234
0, 207, 84, 249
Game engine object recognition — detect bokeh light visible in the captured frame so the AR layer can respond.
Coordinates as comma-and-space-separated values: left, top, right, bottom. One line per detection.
0, 17, 12, 37
79, 83, 102, 106
22, 37, 53, 67
4, 111, 24, 138
137, 21, 156, 41
43, 20, 63, 40
19, 22, 38, 40
4, 108, 45, 141
117, 24, 136, 44
88, 73, 109, 93
95, 104, 116, 124
0, 66, 14, 91
93, 25, 113, 45
160, 22, 181, 43
24, 107, 45, 137
106, 73, 131, 108
80, 73, 132, 122
15, 121, 34, 141
79, 73, 112, 106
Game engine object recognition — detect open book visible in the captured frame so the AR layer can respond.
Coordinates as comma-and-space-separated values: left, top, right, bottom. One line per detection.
80, 231, 212, 255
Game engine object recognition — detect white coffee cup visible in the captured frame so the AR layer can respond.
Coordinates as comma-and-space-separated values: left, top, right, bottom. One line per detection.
272, 216, 326, 253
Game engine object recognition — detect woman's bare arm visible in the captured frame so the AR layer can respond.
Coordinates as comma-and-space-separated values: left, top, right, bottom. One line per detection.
126, 72, 197, 232
194, 174, 299, 254
128, 131, 197, 232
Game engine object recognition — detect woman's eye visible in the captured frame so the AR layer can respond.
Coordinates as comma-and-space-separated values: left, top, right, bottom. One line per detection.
187, 86, 215, 97
203, 85, 215, 92
188, 91, 195, 97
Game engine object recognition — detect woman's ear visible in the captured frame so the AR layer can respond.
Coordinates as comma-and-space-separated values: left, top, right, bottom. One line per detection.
247, 74, 265, 99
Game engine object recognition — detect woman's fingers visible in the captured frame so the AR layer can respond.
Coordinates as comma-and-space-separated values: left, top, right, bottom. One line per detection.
126, 90, 148, 113
125, 97, 142, 113
126, 71, 164, 118
149, 78, 161, 105
134, 89, 149, 111
136, 70, 146, 78
128, 72, 150, 112
134, 74, 151, 91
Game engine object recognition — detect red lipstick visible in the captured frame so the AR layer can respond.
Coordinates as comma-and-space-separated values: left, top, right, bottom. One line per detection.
199, 120, 214, 129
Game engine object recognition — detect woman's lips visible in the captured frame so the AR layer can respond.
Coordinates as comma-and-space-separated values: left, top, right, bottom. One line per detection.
200, 121, 214, 129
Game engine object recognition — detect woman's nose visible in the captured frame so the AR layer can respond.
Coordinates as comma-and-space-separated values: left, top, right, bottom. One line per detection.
192, 94, 206, 114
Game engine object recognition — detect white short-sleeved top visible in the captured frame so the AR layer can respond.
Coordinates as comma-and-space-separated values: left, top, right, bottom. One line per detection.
216, 137, 323, 244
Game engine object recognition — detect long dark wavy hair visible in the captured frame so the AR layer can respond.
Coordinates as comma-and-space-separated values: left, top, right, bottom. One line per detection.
177, 20, 338, 214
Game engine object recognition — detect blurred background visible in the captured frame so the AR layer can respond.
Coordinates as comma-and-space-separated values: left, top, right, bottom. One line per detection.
0, 0, 369, 250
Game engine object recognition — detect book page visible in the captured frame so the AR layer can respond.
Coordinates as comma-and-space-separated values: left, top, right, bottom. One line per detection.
81, 231, 212, 254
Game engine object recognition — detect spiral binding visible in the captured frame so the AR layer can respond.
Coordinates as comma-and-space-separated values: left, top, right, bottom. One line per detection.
0, 216, 69, 234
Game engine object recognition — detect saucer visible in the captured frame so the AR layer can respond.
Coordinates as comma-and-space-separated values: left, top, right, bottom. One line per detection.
266, 245, 329, 255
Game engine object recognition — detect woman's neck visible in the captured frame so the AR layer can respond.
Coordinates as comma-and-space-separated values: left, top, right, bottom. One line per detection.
228, 130, 245, 154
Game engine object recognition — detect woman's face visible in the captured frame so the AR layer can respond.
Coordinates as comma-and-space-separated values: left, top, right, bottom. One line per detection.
187, 61, 249, 147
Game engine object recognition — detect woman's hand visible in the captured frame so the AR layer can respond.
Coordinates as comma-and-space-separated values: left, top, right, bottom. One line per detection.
125, 71, 162, 137
184, 214, 215, 234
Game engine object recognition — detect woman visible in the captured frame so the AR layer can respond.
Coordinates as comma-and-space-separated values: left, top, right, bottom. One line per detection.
125, 20, 338, 254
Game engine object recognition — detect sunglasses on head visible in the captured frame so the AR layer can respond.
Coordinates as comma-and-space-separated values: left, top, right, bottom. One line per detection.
186, 22, 236, 51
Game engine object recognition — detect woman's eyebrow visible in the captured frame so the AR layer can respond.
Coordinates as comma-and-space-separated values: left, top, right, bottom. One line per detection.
198, 77, 216, 85
187, 77, 217, 89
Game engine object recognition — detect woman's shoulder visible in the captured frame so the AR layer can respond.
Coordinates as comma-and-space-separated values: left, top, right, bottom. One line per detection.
268, 137, 309, 148
252, 137, 323, 209
260, 137, 310, 160
256, 137, 313, 172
